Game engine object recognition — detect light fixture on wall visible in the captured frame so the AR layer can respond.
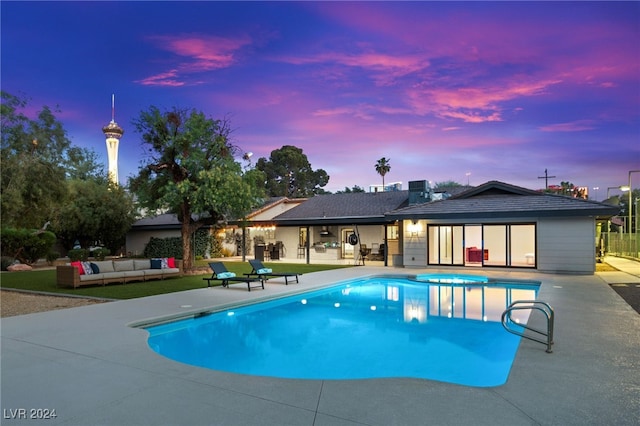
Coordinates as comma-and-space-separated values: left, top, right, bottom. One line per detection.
407, 220, 421, 236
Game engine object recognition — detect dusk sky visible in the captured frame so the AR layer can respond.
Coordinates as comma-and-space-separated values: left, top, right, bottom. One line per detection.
2, 1, 639, 199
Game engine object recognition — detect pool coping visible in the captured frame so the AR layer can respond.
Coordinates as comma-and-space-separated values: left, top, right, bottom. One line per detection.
2, 265, 639, 425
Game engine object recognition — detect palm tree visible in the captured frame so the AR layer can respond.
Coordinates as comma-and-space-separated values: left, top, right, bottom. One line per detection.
375, 157, 391, 191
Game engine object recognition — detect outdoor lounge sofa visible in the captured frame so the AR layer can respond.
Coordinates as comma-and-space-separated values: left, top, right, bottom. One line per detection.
203, 262, 264, 291
57, 258, 182, 288
245, 259, 300, 285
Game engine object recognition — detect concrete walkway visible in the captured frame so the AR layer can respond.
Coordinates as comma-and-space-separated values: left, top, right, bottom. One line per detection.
1, 260, 639, 425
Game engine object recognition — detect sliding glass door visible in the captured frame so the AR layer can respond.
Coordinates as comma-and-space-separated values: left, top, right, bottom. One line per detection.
428, 223, 536, 268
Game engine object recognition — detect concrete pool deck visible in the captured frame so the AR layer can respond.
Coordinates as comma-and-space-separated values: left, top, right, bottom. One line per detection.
1, 258, 639, 425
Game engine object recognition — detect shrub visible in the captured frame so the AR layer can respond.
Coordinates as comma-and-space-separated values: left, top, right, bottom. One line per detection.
0, 228, 56, 264
143, 237, 182, 259
1, 256, 15, 271
92, 247, 110, 260
46, 251, 60, 265
68, 248, 89, 261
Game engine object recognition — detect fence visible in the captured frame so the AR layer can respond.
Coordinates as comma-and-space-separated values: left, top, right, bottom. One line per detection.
603, 232, 639, 260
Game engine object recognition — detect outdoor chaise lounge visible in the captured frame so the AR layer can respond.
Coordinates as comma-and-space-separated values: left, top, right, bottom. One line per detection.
245, 259, 300, 285
203, 262, 264, 291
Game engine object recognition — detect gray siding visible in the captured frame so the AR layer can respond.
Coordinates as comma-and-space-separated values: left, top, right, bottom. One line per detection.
537, 217, 595, 274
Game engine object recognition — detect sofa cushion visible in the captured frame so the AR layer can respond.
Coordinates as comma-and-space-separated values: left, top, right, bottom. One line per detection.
80, 274, 103, 282
81, 261, 94, 275
133, 259, 151, 270
70, 261, 84, 275
113, 260, 135, 272
93, 260, 115, 273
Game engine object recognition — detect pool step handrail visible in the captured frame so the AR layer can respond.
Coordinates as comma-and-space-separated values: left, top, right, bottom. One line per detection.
501, 300, 554, 353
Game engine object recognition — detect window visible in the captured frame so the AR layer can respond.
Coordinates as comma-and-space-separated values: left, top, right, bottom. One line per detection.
387, 224, 399, 240
427, 223, 535, 268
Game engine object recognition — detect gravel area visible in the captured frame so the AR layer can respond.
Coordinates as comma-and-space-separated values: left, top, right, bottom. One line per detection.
1, 290, 109, 318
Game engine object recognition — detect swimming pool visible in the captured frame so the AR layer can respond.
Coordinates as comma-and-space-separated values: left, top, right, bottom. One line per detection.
145, 275, 539, 387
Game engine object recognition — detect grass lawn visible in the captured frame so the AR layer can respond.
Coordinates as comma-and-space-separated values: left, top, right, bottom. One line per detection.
0, 261, 352, 300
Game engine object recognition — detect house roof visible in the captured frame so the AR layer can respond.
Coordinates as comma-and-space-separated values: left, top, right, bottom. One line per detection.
130, 213, 181, 230
131, 181, 619, 230
131, 198, 303, 230
387, 181, 620, 220
245, 197, 298, 219
272, 190, 409, 225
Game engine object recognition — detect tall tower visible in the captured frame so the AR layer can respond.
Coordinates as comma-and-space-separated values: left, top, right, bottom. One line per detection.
102, 94, 124, 186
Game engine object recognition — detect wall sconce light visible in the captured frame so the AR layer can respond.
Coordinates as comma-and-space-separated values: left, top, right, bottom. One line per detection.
407, 220, 421, 236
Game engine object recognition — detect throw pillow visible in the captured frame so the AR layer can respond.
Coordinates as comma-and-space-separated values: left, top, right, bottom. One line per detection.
161, 258, 169, 269
256, 268, 272, 274
150, 259, 162, 269
81, 261, 93, 275
70, 261, 84, 275
167, 257, 176, 268
216, 272, 236, 279
90, 262, 100, 274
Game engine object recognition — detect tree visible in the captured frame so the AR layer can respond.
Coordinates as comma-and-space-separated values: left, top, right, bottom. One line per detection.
434, 180, 463, 189
129, 106, 263, 270
375, 157, 391, 191
1, 91, 104, 229
53, 178, 136, 253
255, 145, 329, 197
335, 185, 365, 194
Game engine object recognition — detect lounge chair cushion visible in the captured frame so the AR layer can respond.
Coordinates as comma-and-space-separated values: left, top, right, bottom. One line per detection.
256, 268, 273, 274
217, 271, 236, 279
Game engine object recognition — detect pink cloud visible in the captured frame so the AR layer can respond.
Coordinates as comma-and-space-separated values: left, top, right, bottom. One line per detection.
135, 70, 185, 87
539, 120, 597, 132
407, 79, 560, 123
278, 51, 429, 86
136, 33, 253, 86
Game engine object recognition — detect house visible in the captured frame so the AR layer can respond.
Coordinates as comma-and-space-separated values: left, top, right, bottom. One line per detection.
385, 180, 619, 274
255, 190, 410, 264
127, 180, 619, 274
126, 197, 304, 257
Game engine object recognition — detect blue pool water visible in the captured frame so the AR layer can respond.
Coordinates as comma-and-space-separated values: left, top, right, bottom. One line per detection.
145, 276, 539, 387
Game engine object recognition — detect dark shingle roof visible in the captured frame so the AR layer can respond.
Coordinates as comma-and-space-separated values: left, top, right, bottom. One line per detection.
273, 191, 409, 225
387, 181, 620, 220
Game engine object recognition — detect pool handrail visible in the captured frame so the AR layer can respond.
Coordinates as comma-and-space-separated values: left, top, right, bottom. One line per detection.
501, 300, 554, 353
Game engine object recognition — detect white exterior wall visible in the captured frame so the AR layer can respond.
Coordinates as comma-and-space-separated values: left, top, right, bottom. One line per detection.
274, 227, 300, 260
537, 217, 596, 274
125, 230, 180, 256
250, 201, 303, 221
